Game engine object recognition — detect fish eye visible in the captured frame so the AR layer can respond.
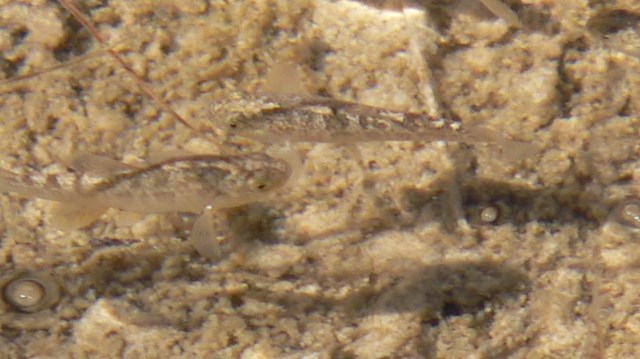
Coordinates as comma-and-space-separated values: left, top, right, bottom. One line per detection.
255, 178, 270, 190
228, 116, 241, 129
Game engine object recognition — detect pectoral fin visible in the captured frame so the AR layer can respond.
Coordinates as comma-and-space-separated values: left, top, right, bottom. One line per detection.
49, 201, 108, 231
189, 207, 234, 261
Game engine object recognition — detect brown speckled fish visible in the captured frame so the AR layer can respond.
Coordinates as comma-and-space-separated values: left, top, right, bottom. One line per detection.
0, 153, 290, 218
0, 152, 294, 259
210, 94, 539, 161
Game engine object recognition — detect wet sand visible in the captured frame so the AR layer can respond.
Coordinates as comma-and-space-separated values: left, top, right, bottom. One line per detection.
2, 0, 640, 357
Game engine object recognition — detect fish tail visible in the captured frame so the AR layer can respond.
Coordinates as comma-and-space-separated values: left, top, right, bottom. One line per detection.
0, 168, 77, 202
464, 124, 540, 161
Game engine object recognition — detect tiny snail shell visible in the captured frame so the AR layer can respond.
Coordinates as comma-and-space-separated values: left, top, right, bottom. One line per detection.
470, 203, 501, 225
612, 198, 640, 229
479, 205, 500, 224
1, 271, 61, 313
5, 279, 45, 308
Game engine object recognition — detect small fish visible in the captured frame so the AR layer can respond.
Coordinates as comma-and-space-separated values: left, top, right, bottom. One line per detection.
0, 152, 293, 259
210, 94, 538, 160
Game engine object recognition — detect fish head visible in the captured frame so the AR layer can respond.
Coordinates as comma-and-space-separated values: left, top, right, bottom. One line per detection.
240, 153, 292, 193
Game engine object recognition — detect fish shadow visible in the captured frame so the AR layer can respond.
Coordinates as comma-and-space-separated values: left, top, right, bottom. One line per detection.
400, 166, 616, 234
251, 259, 529, 320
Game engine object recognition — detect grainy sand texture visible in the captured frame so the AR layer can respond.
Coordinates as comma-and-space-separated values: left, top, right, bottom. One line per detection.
2, 0, 640, 358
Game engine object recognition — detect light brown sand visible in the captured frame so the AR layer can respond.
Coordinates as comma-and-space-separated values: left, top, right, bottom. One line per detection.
2, 0, 640, 358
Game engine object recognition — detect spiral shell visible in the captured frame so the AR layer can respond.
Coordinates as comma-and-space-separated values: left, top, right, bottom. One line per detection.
612, 198, 640, 229
1, 271, 61, 313
479, 205, 500, 224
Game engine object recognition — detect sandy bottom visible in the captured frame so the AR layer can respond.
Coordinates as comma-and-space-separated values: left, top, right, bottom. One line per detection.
2, 0, 640, 358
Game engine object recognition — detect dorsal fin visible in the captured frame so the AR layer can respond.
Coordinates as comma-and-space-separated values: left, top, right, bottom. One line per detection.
145, 149, 195, 166
64, 151, 139, 177
261, 61, 312, 98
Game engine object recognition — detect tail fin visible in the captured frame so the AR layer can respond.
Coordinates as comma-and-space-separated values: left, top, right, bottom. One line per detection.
0, 168, 105, 230
464, 124, 540, 162
0, 168, 79, 203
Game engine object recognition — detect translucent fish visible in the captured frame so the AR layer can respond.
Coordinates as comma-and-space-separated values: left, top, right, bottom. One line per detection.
0, 152, 292, 230
210, 94, 539, 160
